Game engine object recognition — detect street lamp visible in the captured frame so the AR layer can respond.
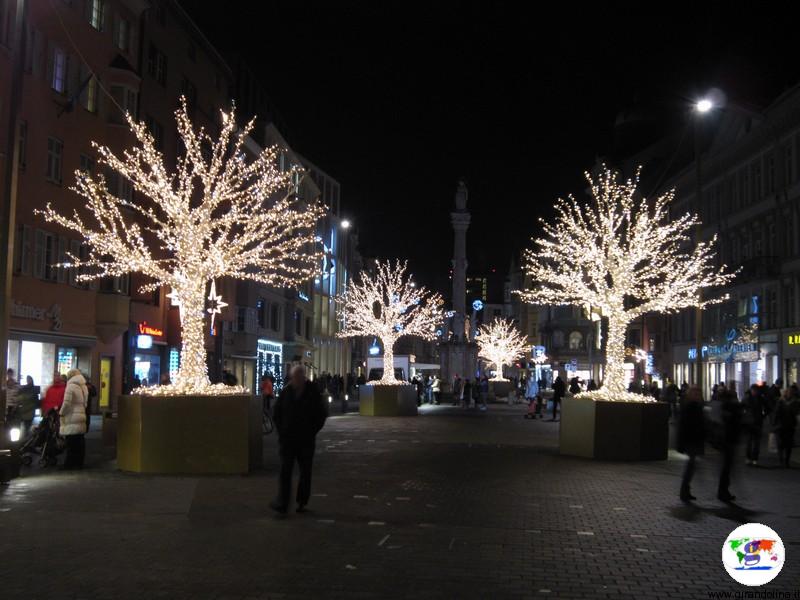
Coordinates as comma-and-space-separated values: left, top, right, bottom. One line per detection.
693, 94, 715, 399
340, 219, 351, 230
695, 98, 713, 113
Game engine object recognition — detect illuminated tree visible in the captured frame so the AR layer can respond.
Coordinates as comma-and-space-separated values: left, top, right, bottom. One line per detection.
476, 318, 527, 381
336, 260, 443, 385
40, 100, 324, 395
516, 167, 734, 401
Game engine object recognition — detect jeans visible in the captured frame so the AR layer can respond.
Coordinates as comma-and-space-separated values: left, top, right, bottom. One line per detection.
276, 441, 315, 509
746, 426, 762, 462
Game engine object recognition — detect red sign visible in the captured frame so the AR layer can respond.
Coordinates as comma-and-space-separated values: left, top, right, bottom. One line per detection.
138, 321, 164, 337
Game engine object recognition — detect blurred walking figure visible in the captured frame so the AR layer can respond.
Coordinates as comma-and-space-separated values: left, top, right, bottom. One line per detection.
270, 365, 328, 515
678, 385, 704, 502
663, 379, 679, 420
551, 376, 565, 421
717, 381, 742, 502
774, 388, 798, 468
744, 384, 767, 466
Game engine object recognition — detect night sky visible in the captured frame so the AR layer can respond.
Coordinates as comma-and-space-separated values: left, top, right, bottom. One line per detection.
187, 2, 800, 299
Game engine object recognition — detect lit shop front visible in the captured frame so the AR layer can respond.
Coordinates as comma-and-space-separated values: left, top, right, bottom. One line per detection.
257, 339, 283, 392
6, 300, 93, 391
129, 321, 178, 388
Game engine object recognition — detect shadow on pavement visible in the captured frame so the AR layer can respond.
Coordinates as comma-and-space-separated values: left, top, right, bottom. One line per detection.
669, 501, 761, 525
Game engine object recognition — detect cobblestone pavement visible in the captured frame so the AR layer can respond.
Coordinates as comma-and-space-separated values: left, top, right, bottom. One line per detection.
1, 404, 798, 599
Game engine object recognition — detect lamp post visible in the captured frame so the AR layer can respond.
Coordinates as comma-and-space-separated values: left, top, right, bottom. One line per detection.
693, 96, 714, 399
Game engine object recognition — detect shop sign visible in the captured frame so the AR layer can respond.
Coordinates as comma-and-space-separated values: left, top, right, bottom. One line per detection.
705, 341, 759, 364
788, 333, 800, 346
138, 321, 164, 337
11, 300, 62, 331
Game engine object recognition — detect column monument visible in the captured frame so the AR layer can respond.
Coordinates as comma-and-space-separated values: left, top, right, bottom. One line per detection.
439, 181, 477, 398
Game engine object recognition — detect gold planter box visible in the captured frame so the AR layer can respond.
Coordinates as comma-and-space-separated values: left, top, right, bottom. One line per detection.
358, 385, 418, 416
117, 394, 262, 474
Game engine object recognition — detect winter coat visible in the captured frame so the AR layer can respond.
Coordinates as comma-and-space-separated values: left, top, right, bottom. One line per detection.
774, 399, 798, 434
15, 384, 38, 421
525, 378, 538, 398
552, 378, 566, 400
42, 379, 67, 415
431, 378, 441, 393
677, 398, 705, 455
60, 374, 88, 436
273, 382, 327, 445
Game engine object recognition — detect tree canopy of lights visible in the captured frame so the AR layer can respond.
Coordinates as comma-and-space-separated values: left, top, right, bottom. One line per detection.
516, 167, 734, 402
39, 99, 324, 396
476, 318, 528, 381
336, 260, 443, 385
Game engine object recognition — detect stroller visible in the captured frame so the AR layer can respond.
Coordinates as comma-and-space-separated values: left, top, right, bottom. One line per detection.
19, 409, 64, 467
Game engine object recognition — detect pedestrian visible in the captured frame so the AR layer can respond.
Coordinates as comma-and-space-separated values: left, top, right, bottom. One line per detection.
663, 379, 679, 420
525, 376, 539, 406
717, 381, 742, 502
42, 373, 67, 415
270, 365, 328, 515
551, 376, 566, 421
678, 384, 705, 502
452, 375, 462, 406
569, 377, 581, 395
431, 375, 441, 405
15, 375, 38, 436
463, 378, 472, 408
744, 384, 766, 466
60, 368, 89, 470
586, 379, 597, 392
261, 371, 275, 413
4, 368, 18, 417
774, 388, 798, 468
649, 381, 660, 401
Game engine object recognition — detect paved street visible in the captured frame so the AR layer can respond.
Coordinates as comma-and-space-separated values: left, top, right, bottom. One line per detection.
1, 405, 798, 599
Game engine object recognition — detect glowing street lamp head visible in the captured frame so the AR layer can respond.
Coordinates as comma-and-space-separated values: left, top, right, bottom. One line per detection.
695, 98, 713, 114
340, 219, 351, 230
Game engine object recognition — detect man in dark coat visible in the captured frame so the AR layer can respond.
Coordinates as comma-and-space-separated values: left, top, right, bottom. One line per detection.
270, 365, 328, 515
551, 376, 566, 421
717, 382, 742, 502
677, 385, 705, 501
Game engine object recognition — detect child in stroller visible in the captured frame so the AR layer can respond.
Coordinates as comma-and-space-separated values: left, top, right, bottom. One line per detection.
19, 408, 64, 467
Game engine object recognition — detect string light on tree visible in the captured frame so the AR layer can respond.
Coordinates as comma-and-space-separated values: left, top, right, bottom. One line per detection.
515, 167, 734, 402
476, 318, 528, 381
39, 98, 324, 396
336, 260, 443, 385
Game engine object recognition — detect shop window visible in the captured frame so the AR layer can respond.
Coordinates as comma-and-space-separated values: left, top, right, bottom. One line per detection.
568, 331, 583, 350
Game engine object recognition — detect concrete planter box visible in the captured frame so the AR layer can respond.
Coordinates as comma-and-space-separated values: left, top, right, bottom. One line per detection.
117, 394, 262, 474
358, 385, 418, 416
488, 380, 513, 402
560, 395, 669, 460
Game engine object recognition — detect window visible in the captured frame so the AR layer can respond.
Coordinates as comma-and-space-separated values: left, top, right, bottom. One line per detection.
786, 143, 794, 185
109, 85, 137, 124
82, 75, 98, 113
237, 307, 246, 332
13, 224, 32, 275
294, 310, 302, 335
79, 153, 95, 177
34, 230, 58, 281
49, 46, 67, 93
784, 281, 796, 327
305, 316, 312, 339
551, 330, 564, 348
568, 331, 583, 350
144, 115, 164, 150
17, 120, 26, 170
147, 44, 167, 86
180, 77, 197, 114
88, 0, 105, 30
46, 137, 63, 184
270, 304, 280, 330
115, 16, 130, 52
257, 299, 266, 328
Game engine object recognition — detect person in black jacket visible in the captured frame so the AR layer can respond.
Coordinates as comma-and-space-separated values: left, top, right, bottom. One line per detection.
717, 382, 742, 502
551, 376, 566, 421
270, 365, 328, 515
677, 385, 705, 501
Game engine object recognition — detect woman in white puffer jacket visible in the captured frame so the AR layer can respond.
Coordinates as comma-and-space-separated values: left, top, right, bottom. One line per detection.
60, 368, 88, 469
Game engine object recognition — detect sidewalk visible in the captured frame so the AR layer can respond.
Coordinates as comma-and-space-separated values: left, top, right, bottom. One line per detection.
1, 405, 797, 599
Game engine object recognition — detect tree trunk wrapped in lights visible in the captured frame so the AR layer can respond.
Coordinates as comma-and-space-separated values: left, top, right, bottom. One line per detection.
336, 260, 443, 385
476, 318, 527, 381
39, 99, 324, 396
516, 167, 734, 402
